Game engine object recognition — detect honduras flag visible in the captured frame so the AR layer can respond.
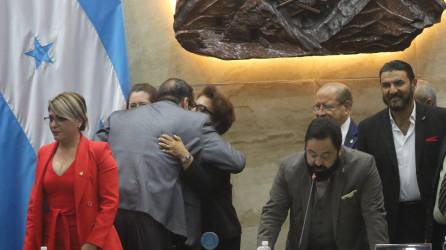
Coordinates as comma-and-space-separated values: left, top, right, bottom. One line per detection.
0, 0, 130, 249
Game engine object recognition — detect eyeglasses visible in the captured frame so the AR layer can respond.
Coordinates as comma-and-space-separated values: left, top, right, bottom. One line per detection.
193, 104, 213, 115
187, 99, 196, 111
44, 115, 68, 124
312, 103, 339, 112
129, 102, 149, 109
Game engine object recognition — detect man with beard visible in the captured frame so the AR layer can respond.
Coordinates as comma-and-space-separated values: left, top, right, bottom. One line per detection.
258, 117, 388, 250
358, 60, 446, 245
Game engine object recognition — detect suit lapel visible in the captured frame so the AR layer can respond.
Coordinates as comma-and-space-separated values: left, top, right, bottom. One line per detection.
298, 162, 312, 250
33, 142, 57, 247
381, 110, 399, 170
331, 154, 347, 239
74, 136, 90, 210
344, 120, 358, 148
415, 104, 426, 174
34, 143, 58, 207
35, 143, 58, 188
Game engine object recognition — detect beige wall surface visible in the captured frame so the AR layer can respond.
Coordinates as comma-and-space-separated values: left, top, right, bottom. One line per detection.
123, 1, 446, 249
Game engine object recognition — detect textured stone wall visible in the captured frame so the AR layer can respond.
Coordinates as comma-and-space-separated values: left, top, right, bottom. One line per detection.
123, 1, 446, 249
173, 0, 446, 59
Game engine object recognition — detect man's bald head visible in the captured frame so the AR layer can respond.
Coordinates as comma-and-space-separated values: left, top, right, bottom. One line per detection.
414, 80, 437, 106
318, 83, 353, 107
158, 78, 194, 109
313, 82, 353, 125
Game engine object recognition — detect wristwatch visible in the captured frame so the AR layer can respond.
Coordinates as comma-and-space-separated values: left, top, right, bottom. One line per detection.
180, 153, 193, 165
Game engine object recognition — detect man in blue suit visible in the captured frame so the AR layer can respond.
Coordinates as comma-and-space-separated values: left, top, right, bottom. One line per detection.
313, 82, 358, 149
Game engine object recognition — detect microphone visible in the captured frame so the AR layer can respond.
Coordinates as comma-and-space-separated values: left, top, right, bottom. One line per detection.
298, 173, 316, 250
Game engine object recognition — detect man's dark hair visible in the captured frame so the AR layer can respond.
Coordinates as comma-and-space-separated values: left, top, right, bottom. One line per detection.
198, 85, 235, 135
126, 83, 158, 109
379, 60, 415, 82
305, 117, 342, 151
157, 78, 194, 106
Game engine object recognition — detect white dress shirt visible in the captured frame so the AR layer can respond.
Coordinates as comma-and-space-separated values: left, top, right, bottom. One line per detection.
434, 157, 446, 224
389, 103, 420, 202
341, 117, 351, 145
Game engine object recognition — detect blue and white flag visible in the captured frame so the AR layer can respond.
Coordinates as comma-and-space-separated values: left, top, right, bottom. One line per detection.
0, 0, 130, 249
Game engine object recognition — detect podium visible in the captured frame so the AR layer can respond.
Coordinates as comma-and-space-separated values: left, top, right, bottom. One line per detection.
375, 244, 431, 250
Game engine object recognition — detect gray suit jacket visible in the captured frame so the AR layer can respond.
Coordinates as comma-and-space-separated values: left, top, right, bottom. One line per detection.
96, 100, 245, 243
257, 147, 388, 250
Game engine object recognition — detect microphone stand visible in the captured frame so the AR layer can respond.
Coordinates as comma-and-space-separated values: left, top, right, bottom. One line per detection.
298, 173, 316, 250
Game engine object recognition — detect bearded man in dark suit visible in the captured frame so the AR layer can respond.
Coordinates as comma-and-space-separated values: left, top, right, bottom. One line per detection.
358, 60, 446, 245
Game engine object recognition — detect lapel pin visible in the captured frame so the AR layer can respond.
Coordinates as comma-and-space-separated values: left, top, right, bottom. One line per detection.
421, 116, 426, 121
79, 171, 84, 176
350, 139, 354, 144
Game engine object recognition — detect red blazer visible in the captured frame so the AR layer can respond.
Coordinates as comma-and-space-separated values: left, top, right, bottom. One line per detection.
23, 135, 122, 250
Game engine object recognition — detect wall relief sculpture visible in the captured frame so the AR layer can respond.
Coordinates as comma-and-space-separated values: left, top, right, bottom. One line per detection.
173, 0, 446, 59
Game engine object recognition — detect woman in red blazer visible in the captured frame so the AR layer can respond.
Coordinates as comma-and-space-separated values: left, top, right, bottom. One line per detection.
23, 92, 122, 250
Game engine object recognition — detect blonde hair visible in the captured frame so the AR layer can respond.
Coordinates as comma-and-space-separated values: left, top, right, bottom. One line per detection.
48, 92, 88, 131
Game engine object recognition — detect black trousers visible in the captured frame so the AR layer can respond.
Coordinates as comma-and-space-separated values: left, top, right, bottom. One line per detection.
214, 235, 241, 250
394, 201, 426, 244
115, 209, 186, 250
432, 221, 446, 250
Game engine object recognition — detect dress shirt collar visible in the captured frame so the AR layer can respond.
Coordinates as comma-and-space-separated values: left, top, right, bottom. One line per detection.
341, 117, 351, 145
389, 102, 416, 132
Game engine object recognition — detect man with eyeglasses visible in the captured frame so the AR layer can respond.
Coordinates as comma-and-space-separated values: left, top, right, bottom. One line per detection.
313, 82, 358, 149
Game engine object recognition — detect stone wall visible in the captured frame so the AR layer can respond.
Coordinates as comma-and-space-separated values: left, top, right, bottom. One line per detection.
123, 1, 446, 249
